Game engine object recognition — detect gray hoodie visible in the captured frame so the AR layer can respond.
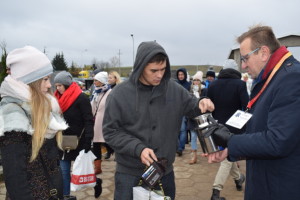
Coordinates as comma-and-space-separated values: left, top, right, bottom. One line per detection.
103, 41, 201, 176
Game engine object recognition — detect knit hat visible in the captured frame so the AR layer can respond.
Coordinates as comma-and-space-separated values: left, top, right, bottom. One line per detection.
6, 46, 53, 84
94, 71, 108, 84
54, 71, 73, 86
206, 71, 215, 78
223, 59, 238, 71
193, 71, 203, 82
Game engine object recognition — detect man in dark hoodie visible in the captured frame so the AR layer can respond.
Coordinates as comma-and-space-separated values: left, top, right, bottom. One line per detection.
103, 41, 214, 200
175, 68, 191, 156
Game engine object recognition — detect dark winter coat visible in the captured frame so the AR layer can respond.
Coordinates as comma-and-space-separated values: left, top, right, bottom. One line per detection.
103, 41, 202, 176
228, 55, 300, 200
207, 68, 249, 134
0, 101, 63, 200
176, 68, 191, 91
60, 93, 94, 161
1, 134, 63, 200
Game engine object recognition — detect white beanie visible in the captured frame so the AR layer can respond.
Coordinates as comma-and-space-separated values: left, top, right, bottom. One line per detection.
223, 59, 238, 71
94, 71, 108, 84
193, 71, 203, 82
6, 46, 53, 84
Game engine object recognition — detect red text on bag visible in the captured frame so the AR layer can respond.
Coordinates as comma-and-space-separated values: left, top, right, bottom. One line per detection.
71, 174, 96, 185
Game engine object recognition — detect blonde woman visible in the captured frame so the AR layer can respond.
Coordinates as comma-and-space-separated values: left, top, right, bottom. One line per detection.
187, 71, 205, 164
0, 46, 68, 200
108, 70, 122, 89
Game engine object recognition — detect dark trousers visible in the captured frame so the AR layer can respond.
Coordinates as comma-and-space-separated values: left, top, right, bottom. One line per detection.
92, 142, 102, 160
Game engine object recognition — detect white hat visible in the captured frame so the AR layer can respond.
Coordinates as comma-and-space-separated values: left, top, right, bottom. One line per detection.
223, 59, 238, 71
94, 71, 108, 84
6, 46, 53, 84
193, 71, 203, 82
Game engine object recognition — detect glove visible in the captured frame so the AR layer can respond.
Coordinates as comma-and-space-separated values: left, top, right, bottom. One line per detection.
83, 138, 92, 153
212, 124, 233, 148
205, 123, 233, 148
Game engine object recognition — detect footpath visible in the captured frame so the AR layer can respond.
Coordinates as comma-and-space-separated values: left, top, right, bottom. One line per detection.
0, 145, 245, 200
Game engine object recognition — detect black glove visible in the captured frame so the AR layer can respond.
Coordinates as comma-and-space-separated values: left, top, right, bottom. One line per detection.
212, 124, 233, 148
83, 138, 92, 153
205, 123, 233, 148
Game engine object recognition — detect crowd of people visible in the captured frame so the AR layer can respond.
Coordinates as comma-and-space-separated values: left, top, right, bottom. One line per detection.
0, 24, 299, 200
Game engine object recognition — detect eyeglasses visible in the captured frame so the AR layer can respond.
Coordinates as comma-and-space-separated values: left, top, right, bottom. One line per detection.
240, 47, 260, 63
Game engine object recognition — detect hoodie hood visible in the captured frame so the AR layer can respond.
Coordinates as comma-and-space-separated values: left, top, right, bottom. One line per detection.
129, 41, 171, 84
218, 68, 241, 79
176, 68, 188, 83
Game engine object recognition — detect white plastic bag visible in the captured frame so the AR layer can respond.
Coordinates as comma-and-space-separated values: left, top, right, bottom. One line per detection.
133, 186, 171, 200
71, 150, 97, 191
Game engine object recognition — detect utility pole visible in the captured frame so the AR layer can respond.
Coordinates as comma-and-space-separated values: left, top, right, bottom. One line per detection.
131, 34, 134, 68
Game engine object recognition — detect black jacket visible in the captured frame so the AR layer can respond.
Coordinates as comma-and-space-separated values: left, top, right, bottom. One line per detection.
1, 133, 63, 200
207, 68, 249, 134
60, 93, 94, 161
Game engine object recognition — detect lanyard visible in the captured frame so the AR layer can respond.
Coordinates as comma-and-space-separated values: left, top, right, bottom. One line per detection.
246, 52, 292, 112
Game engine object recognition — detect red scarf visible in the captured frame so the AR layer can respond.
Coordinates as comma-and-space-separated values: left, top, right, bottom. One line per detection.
262, 46, 289, 80
54, 82, 82, 112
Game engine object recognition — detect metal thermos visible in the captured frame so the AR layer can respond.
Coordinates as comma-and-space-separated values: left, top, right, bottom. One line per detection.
194, 113, 220, 154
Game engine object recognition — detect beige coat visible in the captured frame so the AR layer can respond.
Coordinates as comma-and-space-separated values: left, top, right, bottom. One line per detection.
91, 89, 111, 142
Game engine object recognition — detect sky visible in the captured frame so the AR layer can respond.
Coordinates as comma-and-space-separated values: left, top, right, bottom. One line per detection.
1, 0, 300, 68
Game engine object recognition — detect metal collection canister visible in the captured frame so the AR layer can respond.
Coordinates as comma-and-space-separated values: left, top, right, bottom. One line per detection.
194, 113, 221, 154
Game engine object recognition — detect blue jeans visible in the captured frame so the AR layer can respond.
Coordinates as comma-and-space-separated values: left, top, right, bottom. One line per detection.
190, 130, 198, 150
114, 171, 176, 200
178, 116, 187, 151
60, 160, 71, 196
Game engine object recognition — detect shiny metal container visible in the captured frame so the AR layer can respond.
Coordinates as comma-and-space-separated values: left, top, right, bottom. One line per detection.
194, 113, 220, 154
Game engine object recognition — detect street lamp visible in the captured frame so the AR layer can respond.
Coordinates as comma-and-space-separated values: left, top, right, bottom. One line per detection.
131, 34, 134, 67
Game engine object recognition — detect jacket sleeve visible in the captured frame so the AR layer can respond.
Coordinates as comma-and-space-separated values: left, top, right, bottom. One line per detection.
0, 132, 34, 200
79, 94, 94, 139
102, 93, 147, 158
228, 72, 300, 160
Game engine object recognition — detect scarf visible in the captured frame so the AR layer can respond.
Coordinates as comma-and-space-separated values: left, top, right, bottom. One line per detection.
262, 46, 289, 80
54, 82, 82, 112
0, 76, 68, 138
91, 84, 110, 101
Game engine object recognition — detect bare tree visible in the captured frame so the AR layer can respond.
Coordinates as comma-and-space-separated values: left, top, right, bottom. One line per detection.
110, 56, 119, 68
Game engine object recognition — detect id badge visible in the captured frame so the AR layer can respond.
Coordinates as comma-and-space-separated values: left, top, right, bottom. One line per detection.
226, 110, 252, 129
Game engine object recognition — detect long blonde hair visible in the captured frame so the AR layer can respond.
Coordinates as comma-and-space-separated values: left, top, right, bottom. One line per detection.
28, 79, 62, 162
109, 71, 122, 84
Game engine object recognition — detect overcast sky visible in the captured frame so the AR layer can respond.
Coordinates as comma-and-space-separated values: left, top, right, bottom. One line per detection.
1, 0, 300, 68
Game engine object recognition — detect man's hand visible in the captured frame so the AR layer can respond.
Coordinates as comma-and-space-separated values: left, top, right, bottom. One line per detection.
202, 148, 228, 163
140, 148, 158, 166
199, 98, 215, 113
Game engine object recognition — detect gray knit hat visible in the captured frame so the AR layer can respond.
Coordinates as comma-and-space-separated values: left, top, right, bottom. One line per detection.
54, 71, 73, 86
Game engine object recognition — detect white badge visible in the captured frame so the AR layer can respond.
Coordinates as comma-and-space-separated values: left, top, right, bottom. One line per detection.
225, 110, 252, 129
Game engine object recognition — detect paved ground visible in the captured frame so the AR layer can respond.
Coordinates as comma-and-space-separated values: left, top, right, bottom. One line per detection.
0, 144, 246, 200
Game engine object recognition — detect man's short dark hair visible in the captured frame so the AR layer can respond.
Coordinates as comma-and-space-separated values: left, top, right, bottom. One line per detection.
148, 53, 167, 64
